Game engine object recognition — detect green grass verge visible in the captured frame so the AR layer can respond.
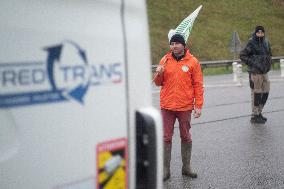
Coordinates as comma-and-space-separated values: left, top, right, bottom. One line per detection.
147, 0, 284, 66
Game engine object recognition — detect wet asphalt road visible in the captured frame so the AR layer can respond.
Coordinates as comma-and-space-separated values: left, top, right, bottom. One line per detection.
152, 70, 284, 189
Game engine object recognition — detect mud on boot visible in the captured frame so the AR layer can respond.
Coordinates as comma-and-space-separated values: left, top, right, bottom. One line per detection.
182, 168, 197, 178
181, 142, 197, 178
163, 143, 171, 181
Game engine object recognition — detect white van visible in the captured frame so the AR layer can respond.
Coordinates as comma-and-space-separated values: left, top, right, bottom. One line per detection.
0, 1, 163, 188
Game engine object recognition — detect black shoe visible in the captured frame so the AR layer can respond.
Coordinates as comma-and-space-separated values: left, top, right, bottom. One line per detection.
251, 115, 265, 124
259, 114, 267, 122
250, 115, 257, 123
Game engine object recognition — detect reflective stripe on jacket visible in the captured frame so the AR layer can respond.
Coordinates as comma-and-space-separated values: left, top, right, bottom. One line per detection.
154, 49, 204, 111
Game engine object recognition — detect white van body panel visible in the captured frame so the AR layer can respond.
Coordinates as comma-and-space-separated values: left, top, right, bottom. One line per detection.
0, 0, 162, 189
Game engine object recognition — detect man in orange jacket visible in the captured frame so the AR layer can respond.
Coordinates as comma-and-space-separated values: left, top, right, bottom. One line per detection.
154, 33, 204, 181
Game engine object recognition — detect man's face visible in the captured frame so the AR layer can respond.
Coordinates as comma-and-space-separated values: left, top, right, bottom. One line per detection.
256, 30, 265, 38
170, 42, 185, 55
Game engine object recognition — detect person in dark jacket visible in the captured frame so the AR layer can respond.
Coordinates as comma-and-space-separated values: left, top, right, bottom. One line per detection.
240, 25, 272, 124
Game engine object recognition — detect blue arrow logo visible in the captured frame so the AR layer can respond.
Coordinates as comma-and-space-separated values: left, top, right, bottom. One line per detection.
44, 41, 91, 104
45, 44, 62, 91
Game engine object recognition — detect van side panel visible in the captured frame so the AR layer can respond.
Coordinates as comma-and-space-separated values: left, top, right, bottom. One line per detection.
0, 1, 130, 188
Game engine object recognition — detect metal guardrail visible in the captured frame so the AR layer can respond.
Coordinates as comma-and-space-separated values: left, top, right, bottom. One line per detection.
151, 56, 284, 72
200, 56, 284, 68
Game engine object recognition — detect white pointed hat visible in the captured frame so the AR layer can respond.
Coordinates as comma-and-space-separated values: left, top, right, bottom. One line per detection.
168, 5, 203, 43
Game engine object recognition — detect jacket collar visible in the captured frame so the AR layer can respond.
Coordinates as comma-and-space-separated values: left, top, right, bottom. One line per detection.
167, 48, 192, 61
252, 33, 265, 42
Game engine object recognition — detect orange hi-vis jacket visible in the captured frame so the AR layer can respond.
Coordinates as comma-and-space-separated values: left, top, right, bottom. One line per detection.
154, 49, 204, 111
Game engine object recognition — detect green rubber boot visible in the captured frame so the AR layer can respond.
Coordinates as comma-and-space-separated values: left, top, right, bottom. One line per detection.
163, 143, 171, 181
181, 142, 197, 178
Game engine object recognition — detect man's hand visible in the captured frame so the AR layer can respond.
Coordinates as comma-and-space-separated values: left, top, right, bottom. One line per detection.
156, 65, 165, 75
193, 108, 202, 118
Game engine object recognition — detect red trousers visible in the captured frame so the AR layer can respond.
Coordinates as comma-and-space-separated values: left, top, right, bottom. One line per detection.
161, 108, 192, 144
